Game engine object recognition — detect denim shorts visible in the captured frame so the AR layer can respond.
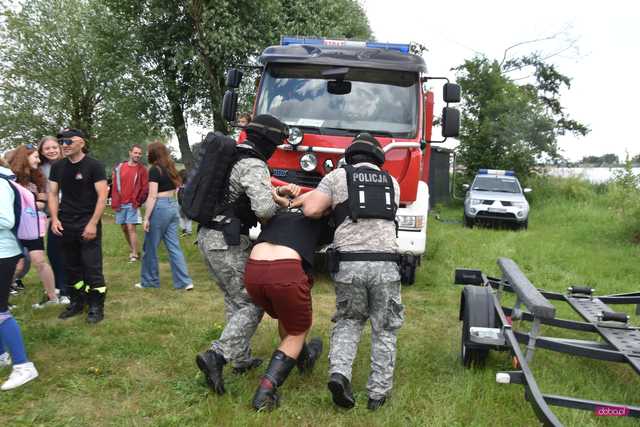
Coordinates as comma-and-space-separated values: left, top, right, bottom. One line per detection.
115, 203, 142, 225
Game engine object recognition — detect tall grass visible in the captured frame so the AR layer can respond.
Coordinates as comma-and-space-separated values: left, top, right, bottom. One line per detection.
2, 182, 640, 426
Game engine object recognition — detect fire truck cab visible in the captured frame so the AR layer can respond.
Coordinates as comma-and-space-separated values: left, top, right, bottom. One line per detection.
222, 37, 460, 282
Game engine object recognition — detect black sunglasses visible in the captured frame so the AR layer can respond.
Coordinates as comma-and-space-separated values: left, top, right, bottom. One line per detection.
59, 139, 75, 146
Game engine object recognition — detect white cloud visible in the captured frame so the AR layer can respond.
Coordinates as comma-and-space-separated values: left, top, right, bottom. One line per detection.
361, 0, 640, 160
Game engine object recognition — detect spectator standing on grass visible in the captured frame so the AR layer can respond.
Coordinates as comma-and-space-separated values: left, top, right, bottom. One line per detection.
49, 128, 109, 324
0, 157, 38, 390
3, 149, 28, 298
177, 169, 192, 236
111, 145, 149, 263
8, 145, 61, 309
134, 142, 193, 290
38, 136, 68, 302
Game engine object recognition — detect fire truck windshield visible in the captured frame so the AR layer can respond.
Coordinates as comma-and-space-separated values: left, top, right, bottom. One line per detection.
256, 64, 419, 138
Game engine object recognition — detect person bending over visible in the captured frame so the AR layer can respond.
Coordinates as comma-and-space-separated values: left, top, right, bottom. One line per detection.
244, 198, 330, 411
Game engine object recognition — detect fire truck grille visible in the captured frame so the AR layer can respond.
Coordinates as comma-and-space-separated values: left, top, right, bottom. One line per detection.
272, 169, 323, 188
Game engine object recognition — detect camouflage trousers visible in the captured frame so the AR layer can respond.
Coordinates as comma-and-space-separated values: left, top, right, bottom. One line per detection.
329, 261, 404, 400
198, 227, 264, 369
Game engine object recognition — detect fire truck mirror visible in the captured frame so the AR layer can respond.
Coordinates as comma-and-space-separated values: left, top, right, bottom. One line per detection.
441, 107, 460, 138
327, 80, 352, 95
443, 83, 461, 103
226, 69, 244, 88
222, 90, 238, 123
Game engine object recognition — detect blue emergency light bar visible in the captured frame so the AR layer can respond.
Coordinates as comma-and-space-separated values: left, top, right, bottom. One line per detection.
280, 37, 410, 54
478, 169, 515, 176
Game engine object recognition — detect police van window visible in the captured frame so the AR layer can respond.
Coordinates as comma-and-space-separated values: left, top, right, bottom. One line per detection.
255, 64, 419, 138
472, 177, 521, 193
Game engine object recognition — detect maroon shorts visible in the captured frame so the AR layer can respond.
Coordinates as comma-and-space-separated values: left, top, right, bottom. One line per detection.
244, 259, 313, 335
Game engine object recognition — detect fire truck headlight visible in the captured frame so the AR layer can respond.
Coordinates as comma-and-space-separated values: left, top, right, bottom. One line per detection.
287, 127, 303, 146
337, 156, 347, 167
396, 215, 425, 231
300, 153, 317, 172
323, 159, 334, 173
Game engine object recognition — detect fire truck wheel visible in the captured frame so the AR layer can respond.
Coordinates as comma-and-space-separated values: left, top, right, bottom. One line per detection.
460, 286, 493, 368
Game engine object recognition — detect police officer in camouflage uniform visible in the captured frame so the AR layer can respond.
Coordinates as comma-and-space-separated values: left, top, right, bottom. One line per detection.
195, 114, 296, 394
300, 133, 404, 410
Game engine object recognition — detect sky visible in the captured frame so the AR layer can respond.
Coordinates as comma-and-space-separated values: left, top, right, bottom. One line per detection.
360, 0, 640, 161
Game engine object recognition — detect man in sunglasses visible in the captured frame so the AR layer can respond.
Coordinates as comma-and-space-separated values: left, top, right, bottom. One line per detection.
48, 128, 109, 324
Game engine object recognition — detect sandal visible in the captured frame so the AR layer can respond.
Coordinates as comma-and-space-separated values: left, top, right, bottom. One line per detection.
128, 254, 140, 262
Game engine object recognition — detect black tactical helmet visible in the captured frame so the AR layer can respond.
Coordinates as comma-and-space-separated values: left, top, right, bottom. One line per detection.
244, 114, 289, 160
345, 133, 385, 166
246, 114, 289, 147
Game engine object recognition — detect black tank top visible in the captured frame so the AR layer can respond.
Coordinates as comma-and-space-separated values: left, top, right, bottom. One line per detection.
256, 211, 330, 271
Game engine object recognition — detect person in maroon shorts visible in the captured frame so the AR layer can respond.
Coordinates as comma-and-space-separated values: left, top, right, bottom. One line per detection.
244, 202, 330, 411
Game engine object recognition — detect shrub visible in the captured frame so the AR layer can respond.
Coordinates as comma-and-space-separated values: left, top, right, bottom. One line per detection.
607, 158, 640, 239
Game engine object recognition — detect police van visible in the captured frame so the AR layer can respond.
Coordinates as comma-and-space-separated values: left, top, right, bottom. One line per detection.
463, 169, 531, 229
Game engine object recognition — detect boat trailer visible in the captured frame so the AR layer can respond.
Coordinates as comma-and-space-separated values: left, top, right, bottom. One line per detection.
455, 257, 640, 426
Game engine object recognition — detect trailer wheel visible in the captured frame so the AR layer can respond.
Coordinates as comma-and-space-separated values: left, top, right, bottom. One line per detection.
460, 286, 494, 368
463, 214, 474, 228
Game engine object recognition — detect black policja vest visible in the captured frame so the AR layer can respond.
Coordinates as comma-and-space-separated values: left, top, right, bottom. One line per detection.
334, 165, 397, 226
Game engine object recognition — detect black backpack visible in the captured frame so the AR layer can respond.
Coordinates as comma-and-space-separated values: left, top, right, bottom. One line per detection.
180, 132, 240, 225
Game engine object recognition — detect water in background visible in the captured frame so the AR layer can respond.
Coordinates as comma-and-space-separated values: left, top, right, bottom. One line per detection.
548, 167, 640, 184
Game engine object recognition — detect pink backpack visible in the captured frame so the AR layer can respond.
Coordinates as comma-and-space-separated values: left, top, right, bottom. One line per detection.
0, 174, 41, 240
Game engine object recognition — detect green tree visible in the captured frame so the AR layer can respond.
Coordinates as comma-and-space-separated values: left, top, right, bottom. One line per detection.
107, 0, 371, 169
455, 54, 589, 180
580, 153, 619, 166
0, 0, 163, 168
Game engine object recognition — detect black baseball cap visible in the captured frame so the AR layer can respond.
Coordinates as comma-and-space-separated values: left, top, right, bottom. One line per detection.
57, 128, 87, 139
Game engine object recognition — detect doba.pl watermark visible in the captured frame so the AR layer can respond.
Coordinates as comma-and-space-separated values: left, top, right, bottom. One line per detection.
594, 405, 629, 417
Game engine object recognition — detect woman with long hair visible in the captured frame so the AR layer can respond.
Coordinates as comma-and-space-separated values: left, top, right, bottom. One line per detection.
135, 142, 193, 290
8, 145, 59, 308
38, 136, 68, 303
0, 157, 38, 390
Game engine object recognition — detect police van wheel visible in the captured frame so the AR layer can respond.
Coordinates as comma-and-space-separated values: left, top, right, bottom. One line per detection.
460, 287, 493, 368
463, 214, 474, 228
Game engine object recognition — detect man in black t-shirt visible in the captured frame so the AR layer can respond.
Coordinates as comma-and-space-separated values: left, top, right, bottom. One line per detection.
48, 128, 109, 324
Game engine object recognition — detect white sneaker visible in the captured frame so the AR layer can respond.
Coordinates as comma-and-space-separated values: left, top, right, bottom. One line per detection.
32, 297, 61, 309
0, 353, 10, 368
1, 362, 38, 390
184, 284, 194, 291
59, 296, 71, 305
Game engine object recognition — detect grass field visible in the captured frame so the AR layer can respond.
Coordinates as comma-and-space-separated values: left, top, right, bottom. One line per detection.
2, 180, 640, 426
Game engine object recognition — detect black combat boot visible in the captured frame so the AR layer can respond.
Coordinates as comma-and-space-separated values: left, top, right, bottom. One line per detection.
232, 357, 263, 374
58, 287, 85, 320
252, 350, 297, 411
367, 396, 387, 410
86, 290, 106, 324
196, 350, 227, 395
328, 372, 355, 409
297, 337, 323, 374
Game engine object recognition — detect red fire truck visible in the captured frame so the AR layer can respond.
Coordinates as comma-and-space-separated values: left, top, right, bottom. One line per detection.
222, 37, 460, 281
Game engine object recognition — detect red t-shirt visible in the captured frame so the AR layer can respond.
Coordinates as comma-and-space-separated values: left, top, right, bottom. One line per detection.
116, 163, 139, 204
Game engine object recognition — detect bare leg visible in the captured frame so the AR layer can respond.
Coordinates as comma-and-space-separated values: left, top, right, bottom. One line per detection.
277, 321, 307, 359
29, 250, 57, 300
126, 224, 138, 256
121, 224, 132, 254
